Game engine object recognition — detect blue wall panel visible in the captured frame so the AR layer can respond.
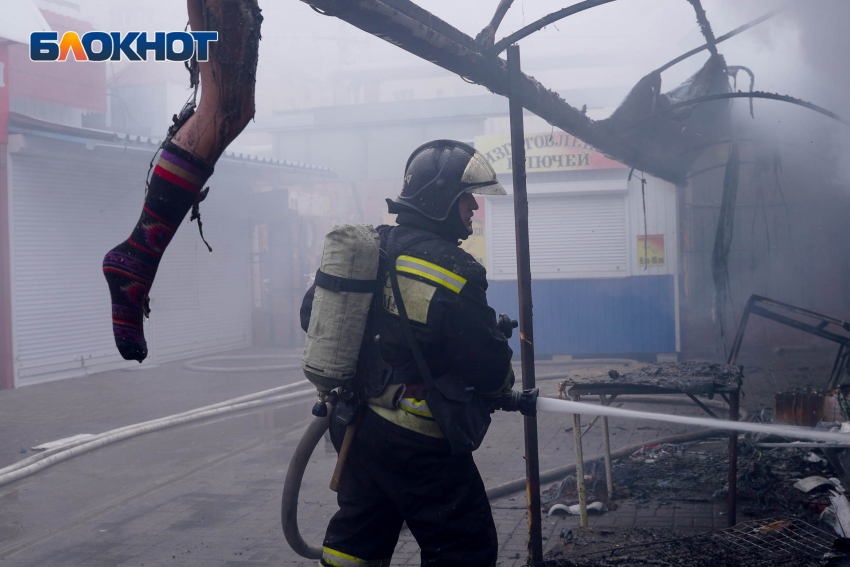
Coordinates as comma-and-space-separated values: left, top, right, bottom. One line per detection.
486, 276, 676, 355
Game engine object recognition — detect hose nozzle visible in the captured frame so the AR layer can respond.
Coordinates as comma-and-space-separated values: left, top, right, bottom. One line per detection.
494, 388, 538, 416
497, 313, 519, 338
312, 391, 338, 417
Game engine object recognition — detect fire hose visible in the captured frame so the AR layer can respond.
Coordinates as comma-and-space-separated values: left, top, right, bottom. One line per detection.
0, 381, 314, 488
281, 390, 850, 560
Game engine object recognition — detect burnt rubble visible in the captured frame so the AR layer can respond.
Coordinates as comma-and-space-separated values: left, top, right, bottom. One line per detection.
543, 518, 848, 566
542, 438, 850, 566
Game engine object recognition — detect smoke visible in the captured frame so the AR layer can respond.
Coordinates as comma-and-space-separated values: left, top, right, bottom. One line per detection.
680, 0, 850, 353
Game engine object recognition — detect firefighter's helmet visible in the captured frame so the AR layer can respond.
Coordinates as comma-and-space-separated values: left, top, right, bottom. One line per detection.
388, 140, 506, 221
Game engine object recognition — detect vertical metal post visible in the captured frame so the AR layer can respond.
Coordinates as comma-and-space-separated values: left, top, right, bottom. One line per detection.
571, 394, 589, 527
507, 44, 543, 564
727, 295, 755, 365
600, 395, 614, 501
727, 390, 739, 527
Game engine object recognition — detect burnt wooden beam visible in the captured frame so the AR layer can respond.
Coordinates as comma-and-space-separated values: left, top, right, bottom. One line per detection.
302, 0, 687, 184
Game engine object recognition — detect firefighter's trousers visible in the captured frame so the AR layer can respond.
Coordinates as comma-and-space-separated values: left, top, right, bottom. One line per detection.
321, 406, 498, 567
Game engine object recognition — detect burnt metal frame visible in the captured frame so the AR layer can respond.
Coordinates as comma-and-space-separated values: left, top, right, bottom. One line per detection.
728, 294, 850, 390
567, 381, 741, 528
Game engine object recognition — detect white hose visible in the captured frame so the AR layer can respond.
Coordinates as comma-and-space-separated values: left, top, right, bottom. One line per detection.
0, 381, 314, 487
184, 354, 302, 372
537, 397, 850, 443
2, 379, 312, 476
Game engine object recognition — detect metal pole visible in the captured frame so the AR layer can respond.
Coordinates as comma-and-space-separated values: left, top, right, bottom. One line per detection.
727, 390, 740, 527
507, 44, 543, 564
727, 295, 755, 365
600, 395, 614, 501
571, 394, 589, 527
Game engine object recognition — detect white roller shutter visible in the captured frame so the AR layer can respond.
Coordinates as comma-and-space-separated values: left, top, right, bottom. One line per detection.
10, 152, 152, 385
488, 194, 628, 280
149, 198, 252, 363
9, 149, 252, 385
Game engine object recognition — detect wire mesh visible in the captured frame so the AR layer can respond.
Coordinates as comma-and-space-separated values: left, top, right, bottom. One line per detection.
538, 517, 845, 567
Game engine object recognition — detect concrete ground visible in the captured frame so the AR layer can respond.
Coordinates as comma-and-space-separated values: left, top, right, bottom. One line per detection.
0, 347, 769, 567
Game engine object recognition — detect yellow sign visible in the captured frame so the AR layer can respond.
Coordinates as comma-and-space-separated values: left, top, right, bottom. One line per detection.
474, 131, 627, 175
637, 234, 665, 268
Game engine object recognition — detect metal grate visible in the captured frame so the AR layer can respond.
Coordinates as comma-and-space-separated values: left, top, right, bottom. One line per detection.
539, 518, 845, 567
713, 518, 842, 565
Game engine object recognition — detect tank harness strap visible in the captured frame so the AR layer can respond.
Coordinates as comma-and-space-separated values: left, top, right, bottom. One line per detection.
314, 269, 378, 294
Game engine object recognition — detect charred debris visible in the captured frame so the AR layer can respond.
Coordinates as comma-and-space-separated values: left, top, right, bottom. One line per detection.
539, 295, 850, 566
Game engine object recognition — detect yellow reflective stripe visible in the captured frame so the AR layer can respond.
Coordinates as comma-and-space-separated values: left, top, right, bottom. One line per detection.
368, 404, 445, 438
321, 547, 389, 567
396, 255, 466, 293
399, 397, 432, 418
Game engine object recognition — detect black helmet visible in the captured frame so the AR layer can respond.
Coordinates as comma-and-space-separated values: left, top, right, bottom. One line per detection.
387, 140, 506, 221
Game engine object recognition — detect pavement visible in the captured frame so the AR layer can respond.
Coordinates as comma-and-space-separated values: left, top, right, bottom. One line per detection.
0, 347, 739, 566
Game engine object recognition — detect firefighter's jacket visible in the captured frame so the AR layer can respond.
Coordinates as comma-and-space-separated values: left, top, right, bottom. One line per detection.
376, 222, 512, 385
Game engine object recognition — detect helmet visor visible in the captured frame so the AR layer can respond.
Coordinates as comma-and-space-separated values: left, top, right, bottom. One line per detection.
462, 152, 507, 195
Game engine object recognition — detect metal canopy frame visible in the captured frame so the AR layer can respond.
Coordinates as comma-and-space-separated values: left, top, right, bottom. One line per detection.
728, 294, 850, 390
302, 0, 687, 183
301, 0, 802, 186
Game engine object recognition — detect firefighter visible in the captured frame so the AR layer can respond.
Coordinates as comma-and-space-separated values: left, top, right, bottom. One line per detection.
311, 140, 515, 567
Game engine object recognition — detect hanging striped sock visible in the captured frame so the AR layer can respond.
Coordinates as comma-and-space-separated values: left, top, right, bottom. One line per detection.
103, 142, 214, 362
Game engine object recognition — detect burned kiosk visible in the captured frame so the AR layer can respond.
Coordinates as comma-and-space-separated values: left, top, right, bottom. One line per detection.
297, 0, 850, 564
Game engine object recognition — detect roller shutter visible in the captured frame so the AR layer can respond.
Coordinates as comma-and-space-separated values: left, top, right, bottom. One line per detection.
10, 152, 152, 385
488, 194, 628, 280
9, 150, 251, 386
149, 193, 253, 364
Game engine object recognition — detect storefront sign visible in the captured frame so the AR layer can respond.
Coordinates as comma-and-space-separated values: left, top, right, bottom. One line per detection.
637, 234, 665, 268
474, 131, 627, 175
